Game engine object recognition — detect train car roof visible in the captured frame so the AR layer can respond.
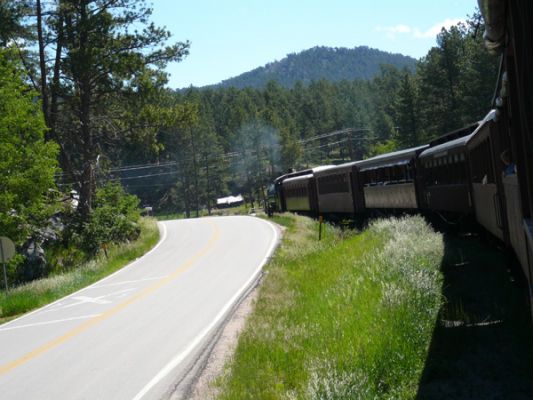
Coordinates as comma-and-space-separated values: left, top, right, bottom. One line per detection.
312, 165, 336, 173
314, 160, 361, 177
274, 165, 334, 183
464, 109, 498, 147
418, 110, 497, 159
357, 145, 428, 171
282, 173, 314, 184
428, 122, 479, 147
420, 133, 474, 159
478, 0, 506, 54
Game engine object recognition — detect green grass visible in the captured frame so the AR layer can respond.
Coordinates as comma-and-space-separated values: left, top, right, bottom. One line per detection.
217, 214, 444, 399
0, 217, 160, 323
155, 211, 187, 221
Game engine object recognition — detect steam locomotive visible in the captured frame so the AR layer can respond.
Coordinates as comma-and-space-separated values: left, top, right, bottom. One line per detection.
271, 0, 533, 314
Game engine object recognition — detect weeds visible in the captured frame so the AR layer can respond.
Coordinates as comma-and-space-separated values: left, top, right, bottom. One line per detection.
217, 214, 443, 399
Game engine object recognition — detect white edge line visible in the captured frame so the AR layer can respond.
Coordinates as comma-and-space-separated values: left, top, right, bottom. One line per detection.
1, 222, 169, 329
131, 217, 280, 400
0, 314, 102, 332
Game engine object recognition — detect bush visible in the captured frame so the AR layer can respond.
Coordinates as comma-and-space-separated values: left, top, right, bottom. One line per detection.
78, 183, 141, 255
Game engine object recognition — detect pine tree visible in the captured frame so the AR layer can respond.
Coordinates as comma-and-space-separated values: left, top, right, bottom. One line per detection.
19, 0, 190, 219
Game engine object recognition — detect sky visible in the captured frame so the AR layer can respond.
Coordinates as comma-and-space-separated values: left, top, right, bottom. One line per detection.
150, 0, 479, 89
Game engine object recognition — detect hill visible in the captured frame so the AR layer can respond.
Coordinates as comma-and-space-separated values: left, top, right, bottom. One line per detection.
216, 46, 416, 89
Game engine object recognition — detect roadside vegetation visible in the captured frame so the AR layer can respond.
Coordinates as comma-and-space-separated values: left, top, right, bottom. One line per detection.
1, 45, 157, 309
217, 214, 444, 399
0, 217, 159, 323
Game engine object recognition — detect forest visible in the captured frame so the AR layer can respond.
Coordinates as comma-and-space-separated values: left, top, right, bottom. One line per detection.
0, 0, 497, 286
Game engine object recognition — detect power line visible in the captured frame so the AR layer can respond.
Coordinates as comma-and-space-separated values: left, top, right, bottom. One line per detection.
55, 126, 375, 184
298, 128, 371, 144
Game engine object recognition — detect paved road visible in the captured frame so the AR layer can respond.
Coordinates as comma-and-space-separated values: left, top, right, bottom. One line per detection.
0, 216, 278, 400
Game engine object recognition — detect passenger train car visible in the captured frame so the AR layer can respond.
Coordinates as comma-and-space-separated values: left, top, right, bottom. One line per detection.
272, 0, 533, 314
357, 145, 427, 210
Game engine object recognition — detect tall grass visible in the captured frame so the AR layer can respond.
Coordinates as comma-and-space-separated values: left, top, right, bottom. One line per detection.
0, 217, 160, 322
217, 214, 444, 399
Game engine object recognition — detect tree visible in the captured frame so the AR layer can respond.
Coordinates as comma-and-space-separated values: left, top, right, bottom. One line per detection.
416, 16, 498, 137
196, 124, 228, 215
0, 0, 31, 47
22, 0, 190, 219
394, 72, 421, 147
0, 49, 58, 243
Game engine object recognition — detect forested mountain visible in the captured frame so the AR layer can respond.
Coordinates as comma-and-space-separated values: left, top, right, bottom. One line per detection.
215, 46, 416, 89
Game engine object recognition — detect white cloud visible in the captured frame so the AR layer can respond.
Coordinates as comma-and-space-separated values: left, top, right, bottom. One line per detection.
413, 18, 466, 38
375, 24, 412, 39
375, 18, 466, 40
376, 24, 412, 34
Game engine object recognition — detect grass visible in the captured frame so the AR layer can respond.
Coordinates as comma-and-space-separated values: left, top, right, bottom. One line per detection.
216, 213, 444, 399
0, 217, 160, 323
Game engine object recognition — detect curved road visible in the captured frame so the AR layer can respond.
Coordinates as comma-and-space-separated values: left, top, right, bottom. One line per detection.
0, 216, 278, 399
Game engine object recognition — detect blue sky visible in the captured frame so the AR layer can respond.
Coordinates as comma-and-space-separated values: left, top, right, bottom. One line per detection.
151, 0, 478, 89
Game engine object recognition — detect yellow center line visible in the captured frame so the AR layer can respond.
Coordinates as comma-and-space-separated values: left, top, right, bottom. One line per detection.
0, 220, 221, 376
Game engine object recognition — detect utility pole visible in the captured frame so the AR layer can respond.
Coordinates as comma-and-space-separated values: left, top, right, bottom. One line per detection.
346, 128, 355, 161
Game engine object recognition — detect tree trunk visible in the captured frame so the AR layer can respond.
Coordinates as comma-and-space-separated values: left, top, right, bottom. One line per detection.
205, 153, 211, 215
36, 0, 50, 132
77, 1, 94, 219
190, 130, 200, 218
49, 7, 64, 139
179, 167, 191, 218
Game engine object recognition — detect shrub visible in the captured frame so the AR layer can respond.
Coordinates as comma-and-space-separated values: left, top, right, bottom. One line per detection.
78, 183, 141, 255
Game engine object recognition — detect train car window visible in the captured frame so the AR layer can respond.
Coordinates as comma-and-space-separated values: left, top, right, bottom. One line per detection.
318, 173, 349, 194
470, 139, 495, 183
406, 164, 413, 182
423, 150, 469, 186
285, 183, 310, 199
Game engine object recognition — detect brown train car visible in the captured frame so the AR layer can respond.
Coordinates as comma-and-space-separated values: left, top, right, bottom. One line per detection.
479, 0, 533, 309
281, 166, 334, 214
357, 145, 428, 210
466, 110, 507, 241
282, 174, 314, 213
419, 133, 474, 214
314, 161, 364, 216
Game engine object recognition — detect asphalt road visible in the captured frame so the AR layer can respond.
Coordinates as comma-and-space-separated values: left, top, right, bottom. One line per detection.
0, 216, 278, 400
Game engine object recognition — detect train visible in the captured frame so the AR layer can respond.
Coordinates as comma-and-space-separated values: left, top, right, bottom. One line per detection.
270, 0, 533, 315
272, 110, 495, 222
